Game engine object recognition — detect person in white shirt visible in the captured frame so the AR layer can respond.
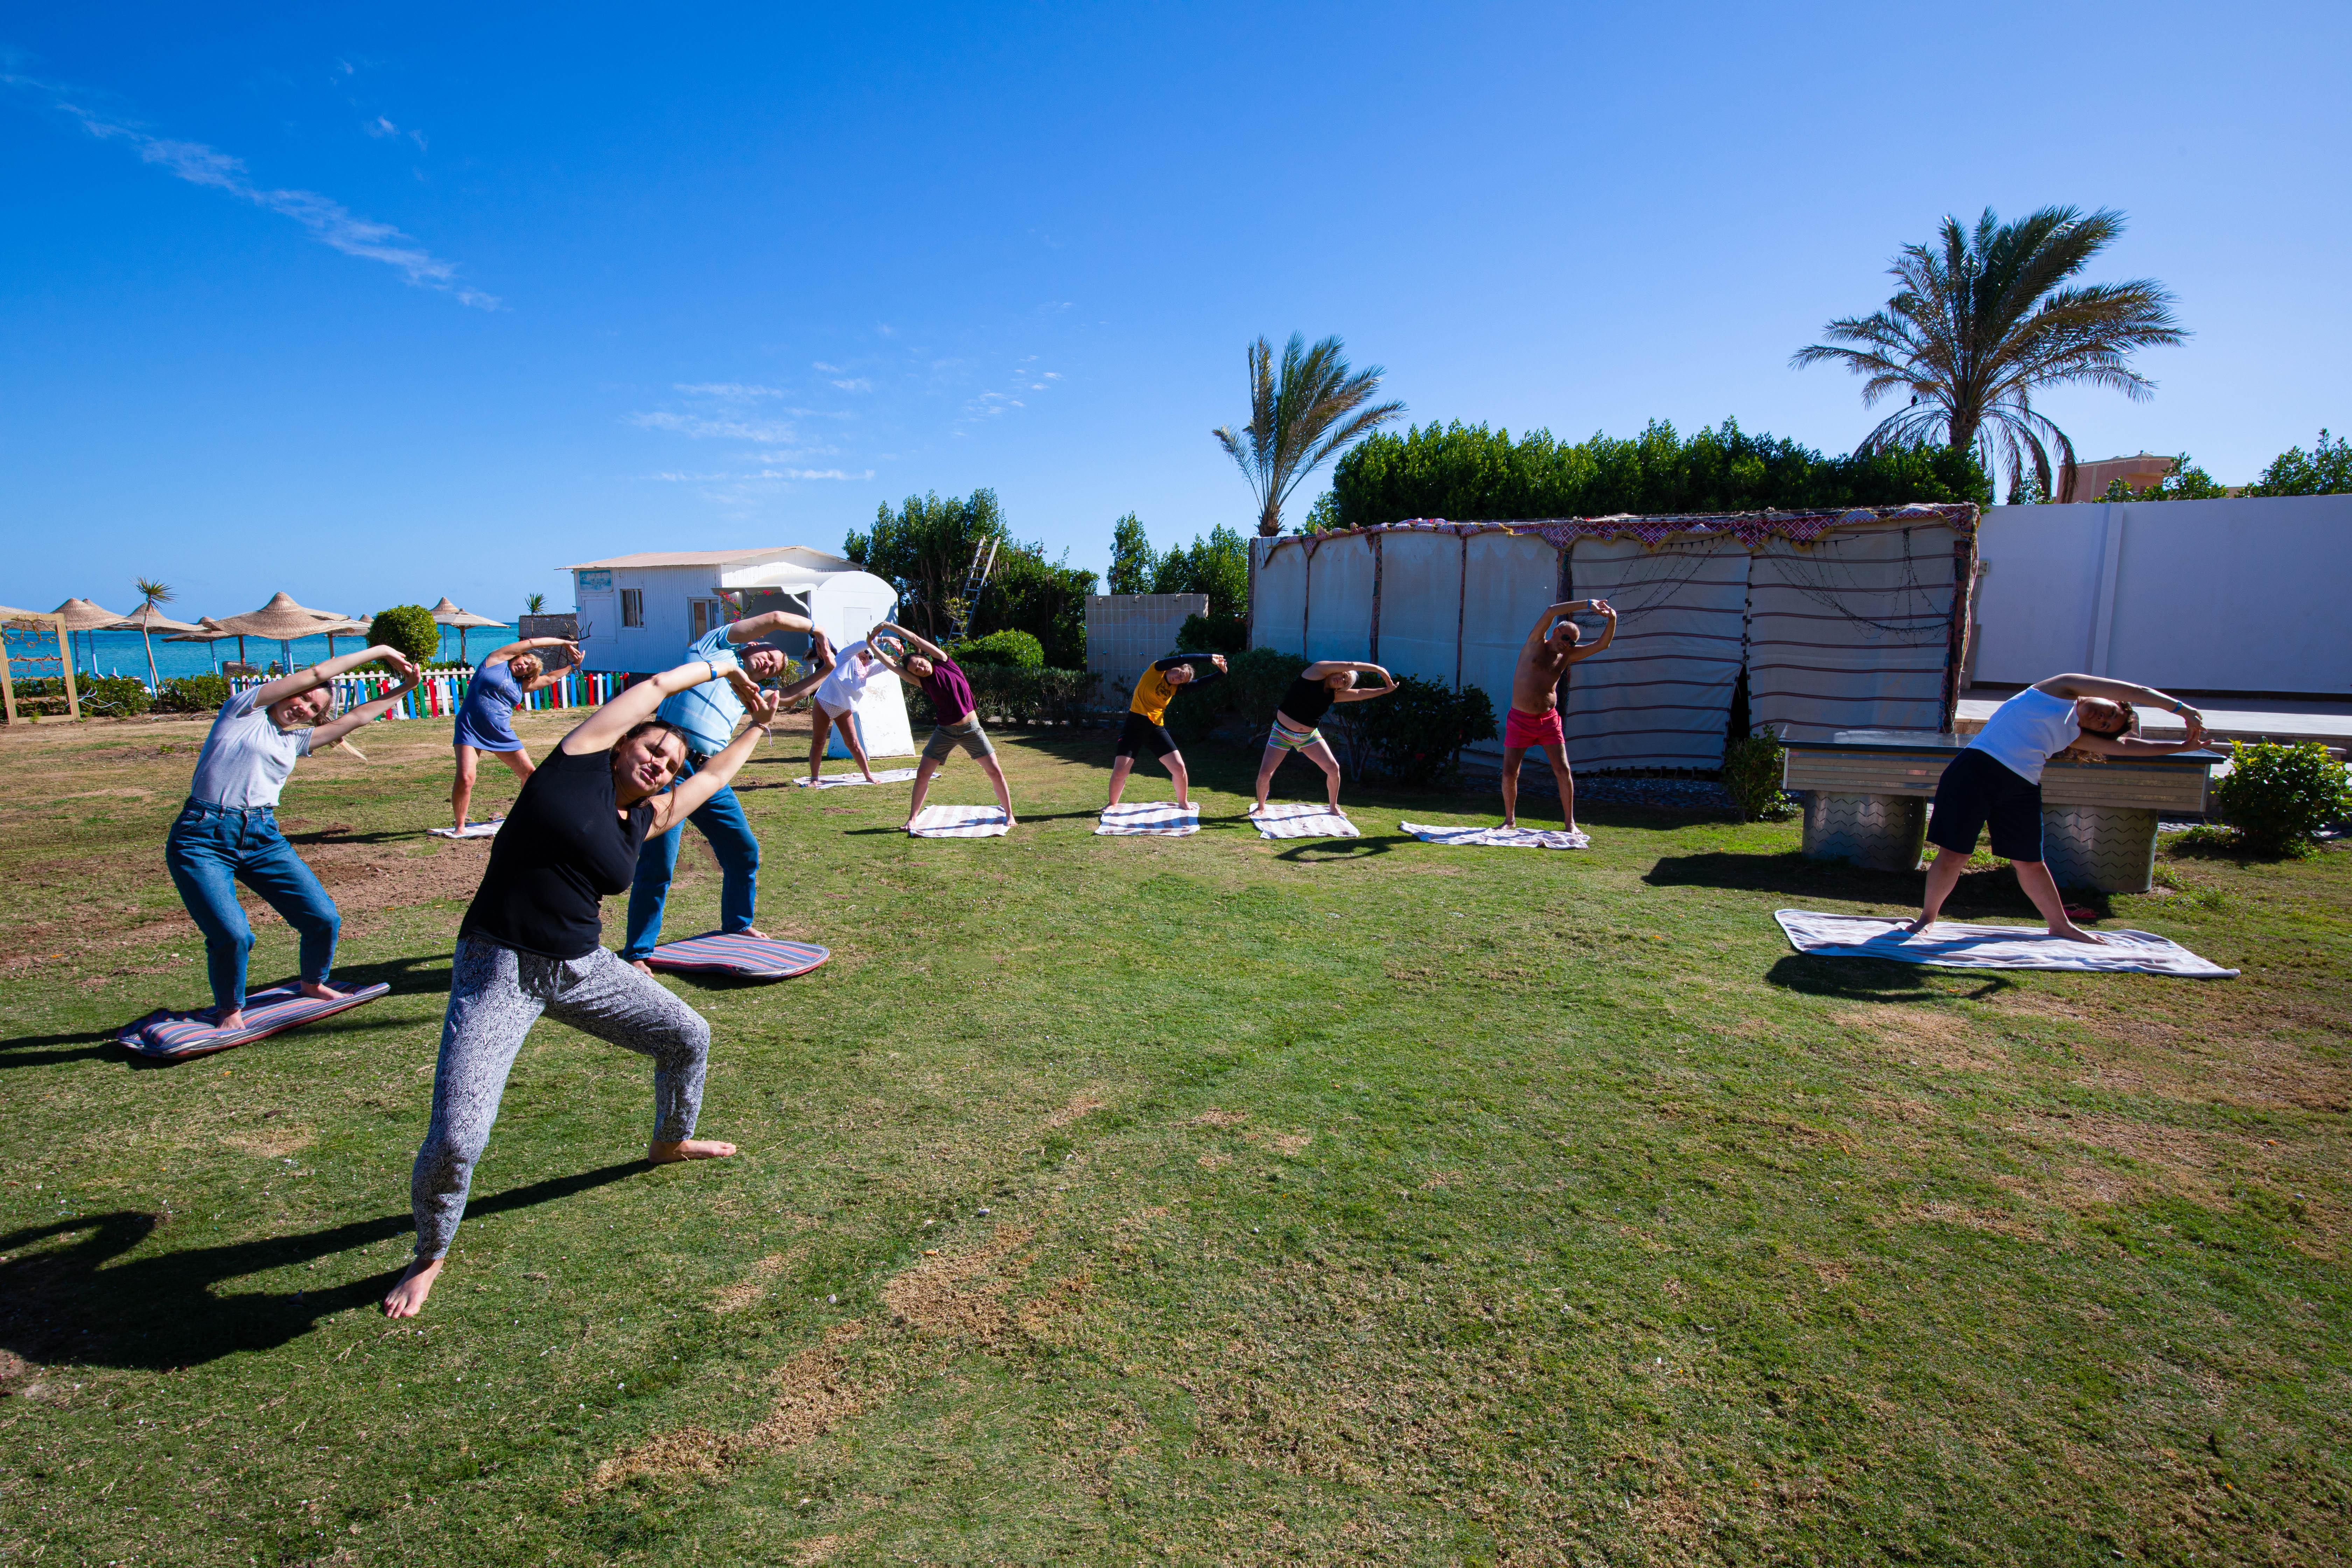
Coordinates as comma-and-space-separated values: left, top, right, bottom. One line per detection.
806, 638, 889, 784
1908, 673, 2207, 941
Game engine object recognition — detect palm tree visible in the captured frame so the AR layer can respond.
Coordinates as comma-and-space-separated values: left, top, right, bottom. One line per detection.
523, 592, 547, 616
132, 577, 174, 690
1214, 334, 1404, 536
1792, 206, 2185, 501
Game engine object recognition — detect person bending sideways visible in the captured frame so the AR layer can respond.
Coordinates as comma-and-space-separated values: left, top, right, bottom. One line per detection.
869, 622, 1017, 828
384, 660, 784, 1318
807, 635, 890, 784
1907, 674, 2208, 943
1249, 660, 1395, 816
449, 635, 582, 832
619, 611, 834, 972
167, 646, 423, 1032
1108, 653, 1227, 809
1503, 599, 1616, 830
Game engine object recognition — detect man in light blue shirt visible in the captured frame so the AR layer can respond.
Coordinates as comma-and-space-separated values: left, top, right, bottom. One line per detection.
621, 609, 834, 968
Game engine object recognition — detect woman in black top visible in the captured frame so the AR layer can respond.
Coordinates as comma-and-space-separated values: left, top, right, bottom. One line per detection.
1249, 659, 1396, 816
385, 658, 783, 1318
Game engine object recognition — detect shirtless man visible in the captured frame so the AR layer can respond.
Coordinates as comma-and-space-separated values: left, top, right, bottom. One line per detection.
1502, 599, 1616, 831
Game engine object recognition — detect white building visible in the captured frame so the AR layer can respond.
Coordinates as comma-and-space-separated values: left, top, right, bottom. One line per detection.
567, 546, 914, 756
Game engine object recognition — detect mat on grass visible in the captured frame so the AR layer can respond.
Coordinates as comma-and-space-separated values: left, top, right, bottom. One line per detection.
1401, 820, 1590, 850
1096, 802, 1200, 836
640, 931, 830, 980
1250, 803, 1361, 839
115, 981, 394, 1062
908, 805, 1010, 838
792, 769, 917, 789
429, 818, 503, 839
1773, 909, 2239, 978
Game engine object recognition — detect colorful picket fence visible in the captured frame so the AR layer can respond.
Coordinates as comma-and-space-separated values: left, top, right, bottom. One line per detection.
228, 669, 624, 722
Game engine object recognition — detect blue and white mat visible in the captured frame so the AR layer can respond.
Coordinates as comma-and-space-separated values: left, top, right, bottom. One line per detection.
1401, 820, 1589, 850
1774, 909, 2238, 977
908, 805, 1010, 838
1096, 802, 1199, 836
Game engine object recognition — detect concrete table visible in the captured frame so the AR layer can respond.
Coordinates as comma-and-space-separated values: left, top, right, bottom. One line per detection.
1781, 730, 2220, 893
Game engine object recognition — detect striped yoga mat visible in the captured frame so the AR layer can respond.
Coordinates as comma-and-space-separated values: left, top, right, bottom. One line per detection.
640, 932, 831, 980
429, 818, 503, 839
909, 805, 1010, 838
116, 982, 393, 1062
1249, 803, 1359, 839
793, 769, 917, 789
1774, 910, 2238, 977
1096, 802, 1199, 836
1401, 821, 1590, 850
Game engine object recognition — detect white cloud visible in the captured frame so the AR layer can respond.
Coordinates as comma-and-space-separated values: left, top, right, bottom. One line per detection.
752, 468, 872, 482
628, 410, 800, 443
673, 382, 784, 400
811, 361, 844, 373
829, 378, 872, 393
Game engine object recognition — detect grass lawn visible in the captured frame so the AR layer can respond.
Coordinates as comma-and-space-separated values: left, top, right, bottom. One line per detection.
0, 709, 2344, 1566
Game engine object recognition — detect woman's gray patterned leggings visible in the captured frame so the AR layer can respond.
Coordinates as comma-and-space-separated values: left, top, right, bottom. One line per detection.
410, 936, 712, 1260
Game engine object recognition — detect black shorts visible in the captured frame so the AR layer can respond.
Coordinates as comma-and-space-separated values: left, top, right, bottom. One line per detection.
1113, 710, 1178, 761
1926, 748, 2045, 861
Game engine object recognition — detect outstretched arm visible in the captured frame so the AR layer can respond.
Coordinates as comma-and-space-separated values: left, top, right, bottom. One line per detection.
560, 659, 725, 757
2032, 673, 2203, 727
1522, 600, 1593, 647
1334, 665, 1398, 702
874, 620, 948, 663
727, 609, 814, 643
515, 641, 584, 694
251, 644, 417, 710
1302, 659, 1385, 680
308, 655, 425, 747
2071, 717, 2211, 759
770, 630, 836, 706
478, 635, 577, 668
1565, 602, 1617, 664
647, 687, 786, 832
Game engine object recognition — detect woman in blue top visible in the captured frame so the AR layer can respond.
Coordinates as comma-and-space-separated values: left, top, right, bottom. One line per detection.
449, 636, 582, 833
1908, 673, 2207, 941
168, 645, 423, 1030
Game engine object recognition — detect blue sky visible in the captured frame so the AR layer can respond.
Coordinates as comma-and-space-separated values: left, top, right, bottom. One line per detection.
5, 2, 2346, 623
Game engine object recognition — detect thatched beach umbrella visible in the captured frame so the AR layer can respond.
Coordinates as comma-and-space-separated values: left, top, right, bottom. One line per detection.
216, 592, 345, 677
164, 616, 238, 674
51, 598, 130, 676
430, 597, 507, 665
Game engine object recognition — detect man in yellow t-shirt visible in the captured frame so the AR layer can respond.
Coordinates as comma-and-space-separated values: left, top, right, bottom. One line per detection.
1108, 653, 1227, 809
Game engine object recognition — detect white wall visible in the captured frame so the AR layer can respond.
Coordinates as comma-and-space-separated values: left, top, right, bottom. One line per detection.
1974, 495, 2352, 694
575, 563, 712, 674
1086, 593, 1208, 704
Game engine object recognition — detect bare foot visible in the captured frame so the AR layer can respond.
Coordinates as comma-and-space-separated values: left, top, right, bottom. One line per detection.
861, 771, 879, 783
1330, 804, 1349, 818
1248, 800, 1267, 814
741, 925, 772, 940
1500, 818, 1517, 830
2049, 923, 2106, 944
629, 958, 654, 975
1001, 815, 1018, 829
299, 980, 348, 1003
383, 1257, 442, 1317
1902, 915, 1935, 935
648, 1138, 737, 1163
212, 1007, 247, 1033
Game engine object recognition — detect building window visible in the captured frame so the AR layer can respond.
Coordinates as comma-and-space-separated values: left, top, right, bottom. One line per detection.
690, 598, 723, 639
621, 588, 644, 629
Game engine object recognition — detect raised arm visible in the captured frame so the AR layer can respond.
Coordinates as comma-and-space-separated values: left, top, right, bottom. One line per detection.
1565, 602, 1617, 664
1522, 600, 1589, 647
310, 659, 425, 749
2071, 717, 2211, 759
727, 609, 814, 643
1334, 665, 1398, 702
875, 620, 949, 662
560, 659, 726, 757
646, 686, 786, 833
770, 630, 836, 706
1300, 659, 1381, 680
2032, 673, 2204, 727
515, 641, 584, 694
251, 645, 419, 709
478, 635, 576, 668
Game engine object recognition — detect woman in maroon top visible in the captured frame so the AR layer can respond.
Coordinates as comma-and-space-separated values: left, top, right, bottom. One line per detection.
870, 621, 1017, 828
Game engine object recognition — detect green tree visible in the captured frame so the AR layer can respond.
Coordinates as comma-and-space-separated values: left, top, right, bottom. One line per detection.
1214, 333, 1404, 537
522, 592, 547, 615
2100, 453, 2231, 501
1107, 513, 1155, 595
367, 605, 442, 666
1793, 206, 2185, 500
845, 489, 1097, 667
2245, 429, 2352, 497
131, 576, 174, 691
1149, 525, 1250, 620
1326, 418, 1987, 529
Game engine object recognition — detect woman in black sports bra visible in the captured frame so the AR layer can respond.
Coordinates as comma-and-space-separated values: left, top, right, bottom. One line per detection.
1249, 659, 1395, 816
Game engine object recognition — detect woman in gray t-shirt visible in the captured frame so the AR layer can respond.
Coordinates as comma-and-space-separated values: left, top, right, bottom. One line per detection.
167, 645, 423, 1030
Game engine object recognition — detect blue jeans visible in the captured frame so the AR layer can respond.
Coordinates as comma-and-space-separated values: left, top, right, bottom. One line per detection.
620, 764, 760, 959
164, 800, 341, 1013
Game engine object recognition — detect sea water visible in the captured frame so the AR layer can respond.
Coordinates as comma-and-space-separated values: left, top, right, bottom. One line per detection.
28, 624, 514, 684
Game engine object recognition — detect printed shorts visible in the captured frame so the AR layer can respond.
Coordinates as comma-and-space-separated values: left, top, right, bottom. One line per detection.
1266, 720, 1323, 752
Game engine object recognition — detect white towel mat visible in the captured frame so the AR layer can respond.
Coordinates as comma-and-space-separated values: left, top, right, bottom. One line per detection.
794, 769, 918, 789
429, 818, 503, 840
1401, 820, 1590, 850
908, 805, 1010, 838
1097, 802, 1200, 836
1773, 909, 2238, 977
1250, 803, 1361, 839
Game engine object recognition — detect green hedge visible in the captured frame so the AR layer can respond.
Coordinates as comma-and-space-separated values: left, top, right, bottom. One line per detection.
1330, 675, 1497, 785
950, 629, 1045, 670
369, 606, 441, 666
1324, 418, 1990, 530
7, 675, 151, 717
1164, 647, 1305, 748
905, 667, 1100, 727
2208, 741, 2352, 855
155, 674, 231, 712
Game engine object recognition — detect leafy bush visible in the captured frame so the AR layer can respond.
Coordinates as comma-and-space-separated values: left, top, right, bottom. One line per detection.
2244, 429, 2352, 497
1160, 646, 1305, 748
905, 667, 1099, 727
845, 489, 1096, 667
1177, 611, 1248, 655
1150, 525, 1250, 618
2100, 453, 2231, 501
1721, 726, 1793, 821
368, 606, 441, 666
2207, 741, 2352, 855
75, 673, 154, 718
951, 629, 1045, 670
155, 674, 230, 712
1335, 676, 1497, 785
1325, 417, 1990, 529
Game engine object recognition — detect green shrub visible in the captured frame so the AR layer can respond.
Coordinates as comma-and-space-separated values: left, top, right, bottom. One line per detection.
1334, 675, 1497, 785
368, 606, 442, 666
1161, 646, 1304, 748
1721, 726, 1792, 821
2243, 429, 2352, 497
155, 674, 230, 712
1177, 611, 1248, 655
905, 667, 1098, 726
2208, 741, 2352, 855
950, 629, 1045, 670
76, 673, 154, 718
